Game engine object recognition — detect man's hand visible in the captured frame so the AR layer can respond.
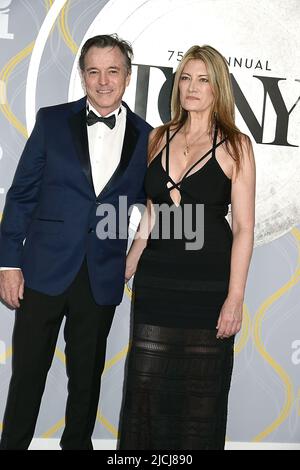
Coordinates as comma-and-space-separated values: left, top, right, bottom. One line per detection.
0, 270, 25, 309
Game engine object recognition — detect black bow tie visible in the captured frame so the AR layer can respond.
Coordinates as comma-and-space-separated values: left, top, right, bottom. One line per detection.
86, 110, 116, 129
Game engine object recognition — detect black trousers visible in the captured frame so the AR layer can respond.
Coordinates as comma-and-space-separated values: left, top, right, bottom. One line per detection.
0, 260, 115, 450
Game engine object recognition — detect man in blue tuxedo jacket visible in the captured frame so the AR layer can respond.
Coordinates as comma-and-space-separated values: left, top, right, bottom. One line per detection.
0, 34, 151, 450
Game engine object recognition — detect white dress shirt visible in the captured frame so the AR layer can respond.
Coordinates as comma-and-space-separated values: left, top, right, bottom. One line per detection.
87, 102, 126, 196
0, 101, 127, 271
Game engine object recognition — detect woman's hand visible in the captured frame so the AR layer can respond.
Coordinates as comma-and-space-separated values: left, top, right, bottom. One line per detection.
125, 256, 138, 282
216, 295, 243, 339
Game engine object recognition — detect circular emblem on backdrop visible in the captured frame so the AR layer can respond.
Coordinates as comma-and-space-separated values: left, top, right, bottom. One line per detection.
30, 0, 300, 247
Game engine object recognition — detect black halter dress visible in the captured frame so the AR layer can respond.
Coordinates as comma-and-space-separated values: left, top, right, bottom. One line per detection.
118, 126, 235, 450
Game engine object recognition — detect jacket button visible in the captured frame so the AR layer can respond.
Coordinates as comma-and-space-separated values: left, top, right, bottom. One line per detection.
88, 228, 94, 233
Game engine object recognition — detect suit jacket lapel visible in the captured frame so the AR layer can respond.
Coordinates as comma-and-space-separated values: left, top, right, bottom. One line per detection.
69, 102, 95, 193
68, 98, 140, 199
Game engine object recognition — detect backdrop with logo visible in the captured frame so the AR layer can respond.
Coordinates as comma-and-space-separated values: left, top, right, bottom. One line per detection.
0, 0, 299, 447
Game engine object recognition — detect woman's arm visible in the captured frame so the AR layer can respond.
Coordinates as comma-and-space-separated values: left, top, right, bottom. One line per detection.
125, 198, 155, 281
216, 136, 256, 339
125, 128, 162, 282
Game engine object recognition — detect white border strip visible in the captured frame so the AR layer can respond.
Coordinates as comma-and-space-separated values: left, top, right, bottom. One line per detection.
25, 0, 68, 134
29, 438, 116, 450
29, 439, 300, 451
226, 441, 300, 450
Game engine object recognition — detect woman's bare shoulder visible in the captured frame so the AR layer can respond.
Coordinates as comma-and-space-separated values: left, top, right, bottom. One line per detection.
148, 126, 167, 163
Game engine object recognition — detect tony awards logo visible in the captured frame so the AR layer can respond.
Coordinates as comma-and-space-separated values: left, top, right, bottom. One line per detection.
0, 0, 14, 39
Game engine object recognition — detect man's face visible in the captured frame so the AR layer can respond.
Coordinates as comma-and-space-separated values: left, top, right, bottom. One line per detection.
82, 45, 131, 116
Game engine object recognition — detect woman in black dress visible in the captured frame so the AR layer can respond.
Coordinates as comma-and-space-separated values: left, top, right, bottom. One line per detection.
118, 45, 255, 450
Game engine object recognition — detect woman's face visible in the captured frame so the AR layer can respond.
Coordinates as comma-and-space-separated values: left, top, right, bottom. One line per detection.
179, 59, 214, 114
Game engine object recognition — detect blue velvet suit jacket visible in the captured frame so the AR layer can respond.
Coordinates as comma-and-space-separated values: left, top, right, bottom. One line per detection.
0, 97, 152, 305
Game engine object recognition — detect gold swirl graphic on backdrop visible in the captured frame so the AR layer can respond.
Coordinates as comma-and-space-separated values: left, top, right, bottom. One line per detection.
43, 414, 118, 441
124, 281, 132, 300
0, 347, 12, 431
45, 344, 130, 438
54, 343, 130, 373
59, 1, 78, 55
42, 419, 64, 439
97, 411, 118, 438
103, 344, 130, 374
0, 43, 34, 139
54, 348, 65, 365
0, 346, 12, 365
234, 303, 251, 355
1, 295, 126, 435
44, 0, 53, 10
251, 228, 300, 442
0, 0, 58, 138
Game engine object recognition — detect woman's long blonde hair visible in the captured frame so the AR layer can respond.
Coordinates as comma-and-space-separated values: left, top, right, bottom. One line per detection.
149, 45, 243, 171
